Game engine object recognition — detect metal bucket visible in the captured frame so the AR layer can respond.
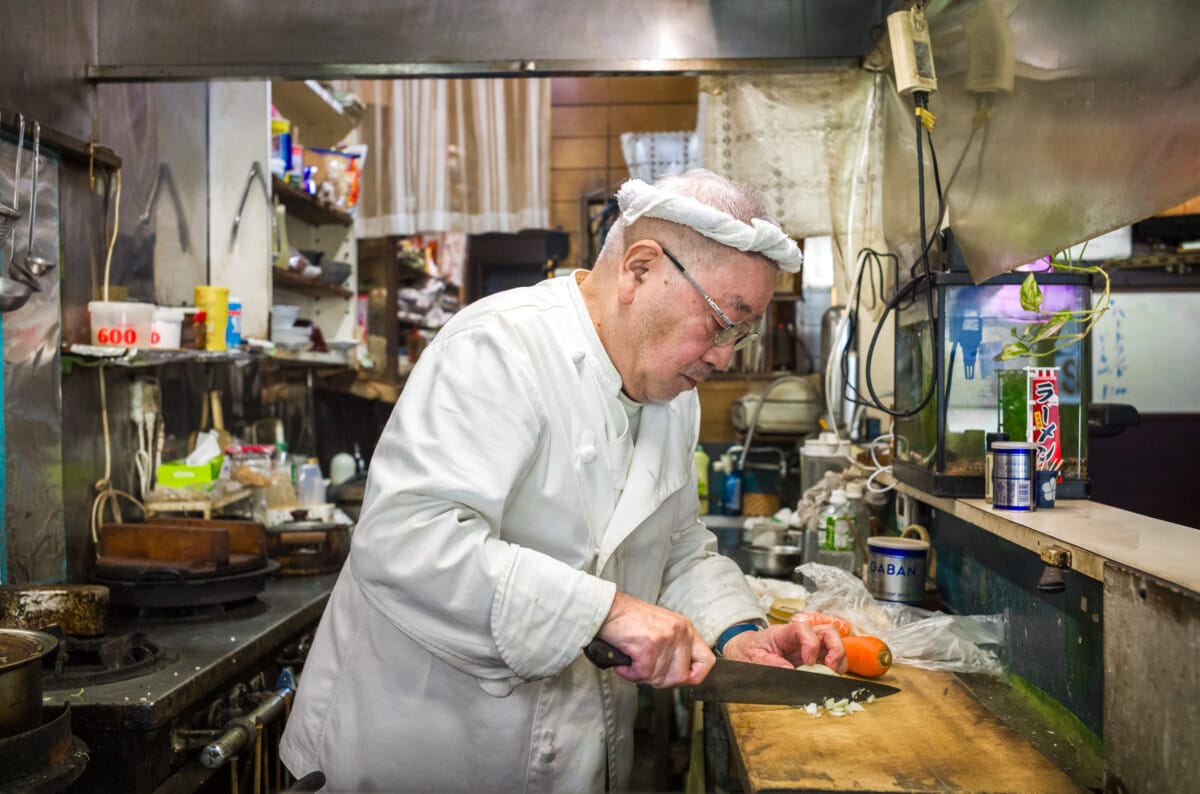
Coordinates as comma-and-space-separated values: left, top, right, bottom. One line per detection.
0, 629, 58, 738
866, 537, 928, 605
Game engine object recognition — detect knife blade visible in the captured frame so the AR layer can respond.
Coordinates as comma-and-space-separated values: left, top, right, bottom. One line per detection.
583, 639, 900, 705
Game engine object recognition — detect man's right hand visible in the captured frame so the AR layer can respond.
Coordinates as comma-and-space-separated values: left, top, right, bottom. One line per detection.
595, 592, 715, 687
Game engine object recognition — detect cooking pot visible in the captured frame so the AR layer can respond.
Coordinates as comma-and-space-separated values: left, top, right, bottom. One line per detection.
748, 544, 804, 578
0, 584, 109, 637
0, 629, 58, 738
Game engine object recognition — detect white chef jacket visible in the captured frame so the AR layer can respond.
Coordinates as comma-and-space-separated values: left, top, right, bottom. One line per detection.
280, 272, 763, 792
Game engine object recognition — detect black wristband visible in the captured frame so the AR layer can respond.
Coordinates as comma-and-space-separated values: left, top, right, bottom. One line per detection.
714, 622, 761, 656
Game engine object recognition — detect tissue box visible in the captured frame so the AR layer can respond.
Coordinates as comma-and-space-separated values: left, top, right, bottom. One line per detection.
157, 456, 224, 489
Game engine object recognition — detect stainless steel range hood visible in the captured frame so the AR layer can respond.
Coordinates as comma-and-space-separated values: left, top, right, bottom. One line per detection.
88, 0, 887, 81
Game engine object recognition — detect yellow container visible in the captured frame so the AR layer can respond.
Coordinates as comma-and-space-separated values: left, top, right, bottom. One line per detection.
194, 285, 230, 351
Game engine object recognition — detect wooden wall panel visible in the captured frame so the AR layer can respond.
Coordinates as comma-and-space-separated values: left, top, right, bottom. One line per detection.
551, 77, 612, 106
551, 137, 609, 169
548, 75, 699, 267
609, 76, 702, 104
609, 103, 697, 134
551, 105, 610, 137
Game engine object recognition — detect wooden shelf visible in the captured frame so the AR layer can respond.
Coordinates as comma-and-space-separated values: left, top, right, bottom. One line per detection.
271, 80, 361, 148
272, 176, 353, 227
272, 267, 354, 299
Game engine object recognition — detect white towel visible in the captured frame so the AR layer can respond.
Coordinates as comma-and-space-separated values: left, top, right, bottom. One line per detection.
616, 179, 803, 273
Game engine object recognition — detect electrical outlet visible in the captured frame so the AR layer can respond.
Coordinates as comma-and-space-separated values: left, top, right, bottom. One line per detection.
887, 5, 938, 95
129, 377, 161, 420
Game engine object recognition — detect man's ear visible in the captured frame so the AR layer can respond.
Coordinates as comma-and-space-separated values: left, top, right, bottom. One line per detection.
616, 239, 662, 304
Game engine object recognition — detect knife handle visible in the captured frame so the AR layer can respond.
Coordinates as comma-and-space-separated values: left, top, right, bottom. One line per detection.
583, 638, 633, 668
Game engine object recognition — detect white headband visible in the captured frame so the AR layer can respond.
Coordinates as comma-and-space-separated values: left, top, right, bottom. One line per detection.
615, 179, 803, 273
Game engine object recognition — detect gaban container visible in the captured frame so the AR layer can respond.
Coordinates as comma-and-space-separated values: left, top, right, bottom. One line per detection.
866, 536, 928, 605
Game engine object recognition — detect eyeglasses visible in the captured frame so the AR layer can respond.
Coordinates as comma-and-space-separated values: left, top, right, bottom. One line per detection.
660, 245, 760, 351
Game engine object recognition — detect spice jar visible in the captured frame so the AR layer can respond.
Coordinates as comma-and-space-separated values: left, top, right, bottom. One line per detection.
192, 310, 207, 350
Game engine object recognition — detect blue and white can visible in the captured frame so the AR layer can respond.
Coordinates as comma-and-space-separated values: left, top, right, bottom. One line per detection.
866, 537, 928, 605
991, 441, 1037, 511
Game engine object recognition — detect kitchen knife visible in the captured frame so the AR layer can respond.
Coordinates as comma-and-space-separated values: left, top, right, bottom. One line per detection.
583, 639, 900, 705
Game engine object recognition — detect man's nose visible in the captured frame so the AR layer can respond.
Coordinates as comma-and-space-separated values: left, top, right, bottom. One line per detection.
702, 342, 736, 372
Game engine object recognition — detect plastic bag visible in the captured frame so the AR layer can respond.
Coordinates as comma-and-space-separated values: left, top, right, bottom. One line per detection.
797, 562, 1005, 675
743, 575, 809, 614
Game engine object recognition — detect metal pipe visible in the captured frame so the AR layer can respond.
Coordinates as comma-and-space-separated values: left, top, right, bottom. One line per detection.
201, 668, 296, 770
737, 375, 815, 470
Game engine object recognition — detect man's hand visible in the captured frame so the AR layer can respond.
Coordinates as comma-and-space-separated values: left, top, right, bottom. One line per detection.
720, 621, 847, 673
596, 593, 714, 687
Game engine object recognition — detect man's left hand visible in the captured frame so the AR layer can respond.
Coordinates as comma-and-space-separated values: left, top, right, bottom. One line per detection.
720, 621, 847, 673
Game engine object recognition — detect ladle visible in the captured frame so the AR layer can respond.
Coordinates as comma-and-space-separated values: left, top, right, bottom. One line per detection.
0, 114, 32, 312
0, 112, 25, 248
18, 122, 54, 286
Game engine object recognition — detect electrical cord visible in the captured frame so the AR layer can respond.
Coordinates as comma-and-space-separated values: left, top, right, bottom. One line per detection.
837, 91, 945, 420
91, 367, 146, 550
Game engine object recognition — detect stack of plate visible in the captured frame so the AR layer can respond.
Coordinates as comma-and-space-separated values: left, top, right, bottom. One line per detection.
271, 305, 310, 350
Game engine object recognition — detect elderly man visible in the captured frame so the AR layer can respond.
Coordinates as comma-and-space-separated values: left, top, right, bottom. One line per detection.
280, 169, 845, 792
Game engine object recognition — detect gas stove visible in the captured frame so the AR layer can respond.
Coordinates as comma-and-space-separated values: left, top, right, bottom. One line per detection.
43, 573, 336, 793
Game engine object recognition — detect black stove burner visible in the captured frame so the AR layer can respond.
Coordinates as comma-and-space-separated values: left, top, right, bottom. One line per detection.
117, 595, 269, 623
44, 631, 177, 689
0, 705, 88, 793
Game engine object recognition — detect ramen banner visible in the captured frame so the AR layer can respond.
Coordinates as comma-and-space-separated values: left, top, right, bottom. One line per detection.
1026, 366, 1062, 476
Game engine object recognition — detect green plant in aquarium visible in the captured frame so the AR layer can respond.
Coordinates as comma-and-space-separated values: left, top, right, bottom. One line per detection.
995, 245, 1111, 361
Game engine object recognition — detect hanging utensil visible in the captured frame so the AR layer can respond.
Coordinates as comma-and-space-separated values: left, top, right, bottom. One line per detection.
0, 116, 34, 311
13, 122, 52, 291
20, 122, 54, 282
0, 113, 32, 313
0, 112, 25, 249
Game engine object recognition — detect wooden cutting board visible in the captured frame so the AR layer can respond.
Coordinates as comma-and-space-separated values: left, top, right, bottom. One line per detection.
723, 664, 1082, 793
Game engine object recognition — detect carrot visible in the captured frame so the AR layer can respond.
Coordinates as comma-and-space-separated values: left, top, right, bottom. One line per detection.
842, 635, 892, 678
790, 611, 852, 637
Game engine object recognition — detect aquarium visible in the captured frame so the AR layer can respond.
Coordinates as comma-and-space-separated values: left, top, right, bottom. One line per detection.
892, 271, 1091, 498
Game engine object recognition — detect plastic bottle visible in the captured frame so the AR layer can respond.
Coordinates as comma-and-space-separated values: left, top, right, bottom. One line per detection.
693, 444, 711, 515
722, 454, 743, 516
803, 515, 823, 565
799, 432, 851, 492
710, 456, 729, 515
296, 459, 326, 507
329, 452, 357, 487
226, 296, 243, 348
821, 489, 853, 551
814, 490, 857, 573
844, 482, 872, 576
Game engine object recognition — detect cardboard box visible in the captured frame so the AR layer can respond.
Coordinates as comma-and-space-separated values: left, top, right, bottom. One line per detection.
157, 456, 224, 489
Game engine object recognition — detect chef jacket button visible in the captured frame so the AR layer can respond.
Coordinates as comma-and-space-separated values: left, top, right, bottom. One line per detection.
571, 350, 585, 364
578, 445, 597, 464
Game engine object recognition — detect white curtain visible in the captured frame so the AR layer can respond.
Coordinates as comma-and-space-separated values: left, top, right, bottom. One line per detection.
698, 70, 891, 304
353, 79, 550, 237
